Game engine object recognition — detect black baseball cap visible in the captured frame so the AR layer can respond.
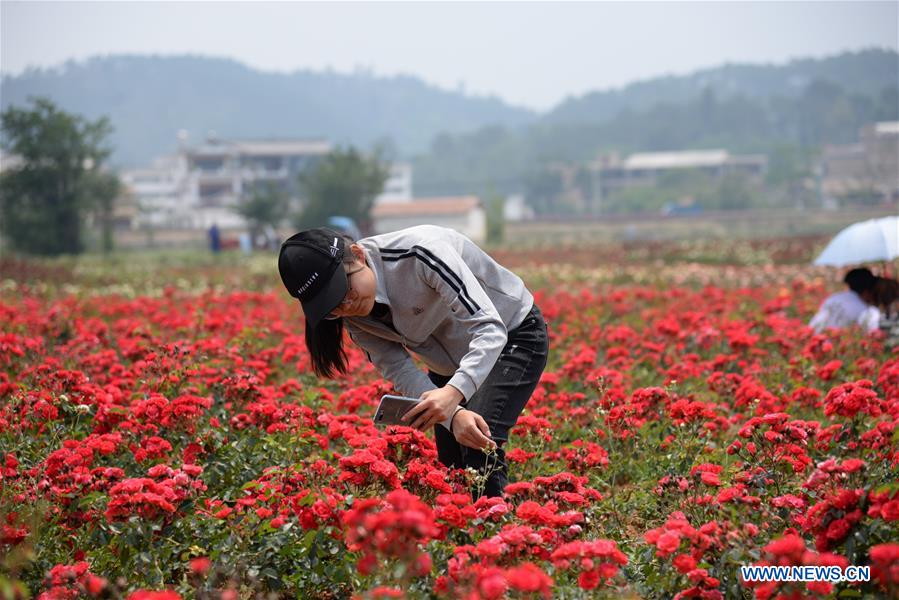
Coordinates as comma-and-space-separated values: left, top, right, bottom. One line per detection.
278, 228, 348, 329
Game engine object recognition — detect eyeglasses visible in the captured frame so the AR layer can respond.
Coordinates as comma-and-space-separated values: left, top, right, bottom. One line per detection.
323, 264, 366, 320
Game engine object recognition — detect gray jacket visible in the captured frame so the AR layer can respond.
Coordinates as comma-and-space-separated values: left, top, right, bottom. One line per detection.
345, 225, 534, 421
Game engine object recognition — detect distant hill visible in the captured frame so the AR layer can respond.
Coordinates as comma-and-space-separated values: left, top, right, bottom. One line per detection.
411, 49, 899, 197
2, 49, 896, 200
0, 55, 537, 166
545, 48, 899, 124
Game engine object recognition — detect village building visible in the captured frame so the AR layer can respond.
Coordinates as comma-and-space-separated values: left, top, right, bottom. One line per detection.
371, 196, 486, 243
820, 121, 899, 203
119, 134, 331, 230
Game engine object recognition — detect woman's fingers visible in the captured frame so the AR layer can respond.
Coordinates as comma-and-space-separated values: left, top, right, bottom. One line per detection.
474, 413, 491, 438
414, 406, 449, 430
410, 407, 437, 430
460, 424, 493, 450
401, 400, 429, 424
404, 399, 440, 429
404, 397, 456, 430
471, 431, 493, 450
449, 411, 496, 450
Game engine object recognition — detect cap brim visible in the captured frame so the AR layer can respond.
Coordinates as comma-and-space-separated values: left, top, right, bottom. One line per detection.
300, 266, 348, 329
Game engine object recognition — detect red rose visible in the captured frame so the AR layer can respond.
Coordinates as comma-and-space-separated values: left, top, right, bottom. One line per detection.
881, 500, 899, 521
657, 531, 682, 556
578, 569, 600, 590
189, 557, 211, 575
673, 553, 697, 573
825, 518, 850, 542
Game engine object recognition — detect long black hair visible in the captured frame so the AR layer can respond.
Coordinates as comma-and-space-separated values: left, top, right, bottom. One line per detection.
306, 317, 348, 378
844, 268, 876, 294
305, 235, 357, 378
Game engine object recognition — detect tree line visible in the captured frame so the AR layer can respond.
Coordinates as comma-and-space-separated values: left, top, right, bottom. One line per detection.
1, 98, 389, 256
412, 80, 899, 212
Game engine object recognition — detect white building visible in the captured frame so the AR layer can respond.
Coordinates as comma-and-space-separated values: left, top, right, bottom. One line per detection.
119, 136, 332, 230
503, 194, 534, 222
185, 138, 331, 228
821, 121, 899, 202
371, 196, 486, 243
0, 150, 24, 174
597, 149, 768, 198
120, 154, 192, 228
375, 162, 413, 205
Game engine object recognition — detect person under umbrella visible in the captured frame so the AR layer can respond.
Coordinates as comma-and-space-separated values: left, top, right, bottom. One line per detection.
809, 267, 881, 334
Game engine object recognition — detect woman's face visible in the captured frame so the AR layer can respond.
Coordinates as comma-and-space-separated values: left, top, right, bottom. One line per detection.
327, 243, 377, 319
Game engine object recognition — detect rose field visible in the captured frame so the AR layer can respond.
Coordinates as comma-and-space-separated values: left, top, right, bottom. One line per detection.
1, 236, 898, 600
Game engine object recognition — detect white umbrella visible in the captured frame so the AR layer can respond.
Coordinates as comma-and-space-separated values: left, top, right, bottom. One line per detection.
814, 215, 899, 267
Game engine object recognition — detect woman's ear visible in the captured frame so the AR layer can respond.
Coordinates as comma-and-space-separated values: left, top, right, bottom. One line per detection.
350, 243, 366, 264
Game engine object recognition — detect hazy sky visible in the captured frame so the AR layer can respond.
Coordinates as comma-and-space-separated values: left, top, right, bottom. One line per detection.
2, 1, 897, 110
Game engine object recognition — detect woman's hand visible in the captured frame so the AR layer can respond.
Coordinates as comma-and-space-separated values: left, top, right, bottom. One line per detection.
402, 385, 464, 431
451, 410, 496, 450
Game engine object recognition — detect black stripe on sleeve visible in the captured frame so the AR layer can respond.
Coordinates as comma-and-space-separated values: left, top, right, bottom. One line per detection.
379, 247, 480, 315
406, 245, 482, 313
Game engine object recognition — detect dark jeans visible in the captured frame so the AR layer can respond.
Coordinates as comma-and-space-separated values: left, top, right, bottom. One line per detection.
429, 303, 549, 498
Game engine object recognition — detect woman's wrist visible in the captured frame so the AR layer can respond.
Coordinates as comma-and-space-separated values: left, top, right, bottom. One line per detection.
449, 406, 465, 432
445, 384, 466, 406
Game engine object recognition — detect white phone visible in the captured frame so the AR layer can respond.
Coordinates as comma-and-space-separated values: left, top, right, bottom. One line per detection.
373, 394, 421, 427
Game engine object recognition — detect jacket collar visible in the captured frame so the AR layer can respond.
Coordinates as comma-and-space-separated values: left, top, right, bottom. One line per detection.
362, 243, 391, 307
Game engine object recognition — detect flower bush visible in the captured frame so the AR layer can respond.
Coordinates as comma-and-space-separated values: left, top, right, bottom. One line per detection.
1, 240, 897, 598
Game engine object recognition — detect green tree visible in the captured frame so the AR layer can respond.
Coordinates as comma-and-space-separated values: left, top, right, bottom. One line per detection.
797, 80, 856, 146
708, 173, 761, 210
523, 167, 563, 215
0, 97, 116, 255
295, 147, 389, 232
83, 169, 122, 253
604, 184, 670, 214
238, 182, 288, 231
766, 144, 812, 187
485, 193, 505, 245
